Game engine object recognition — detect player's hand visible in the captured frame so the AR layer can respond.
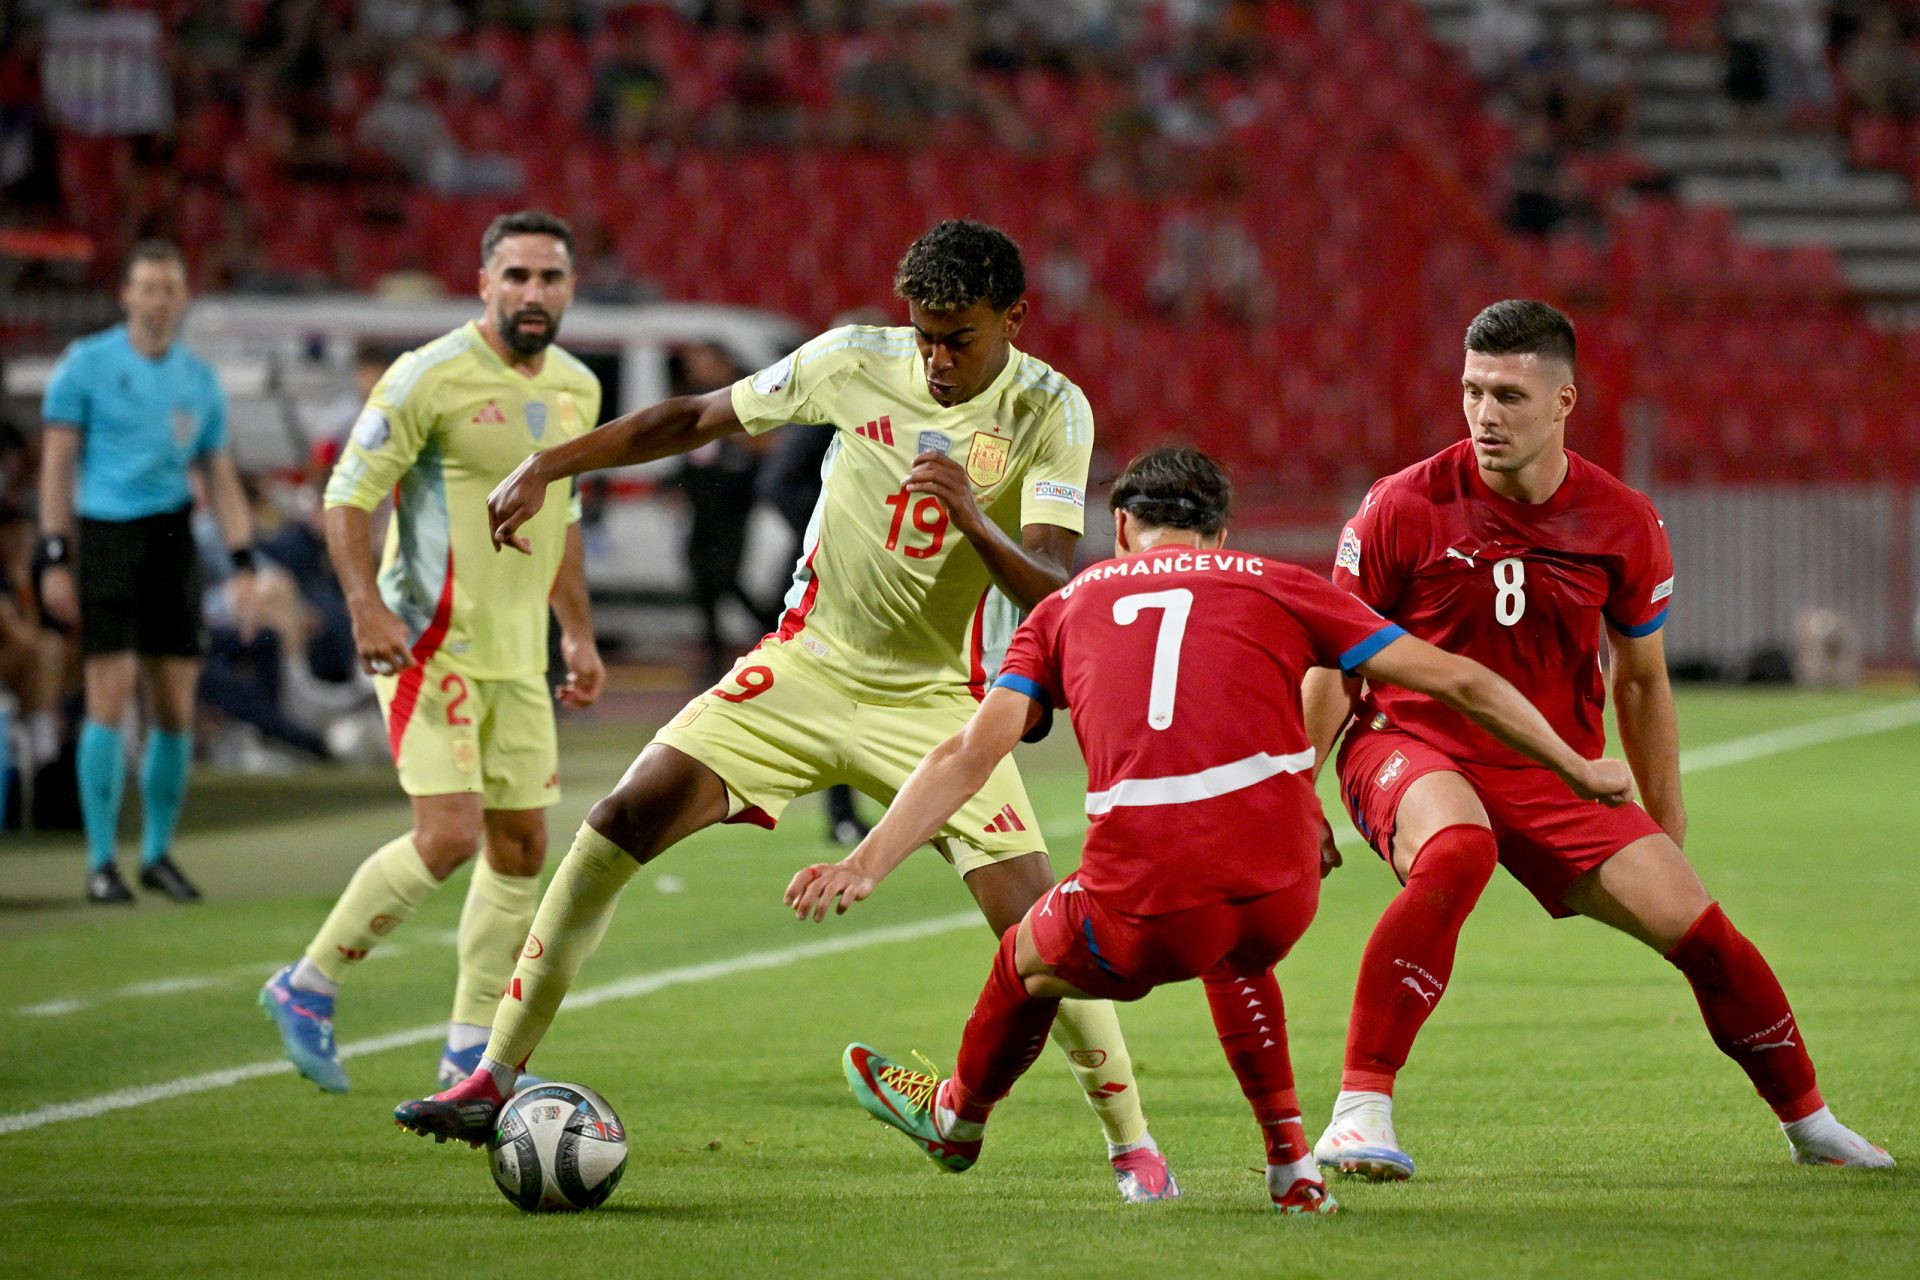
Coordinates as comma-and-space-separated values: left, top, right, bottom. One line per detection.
784, 860, 878, 922
903, 450, 985, 538
486, 456, 547, 555
227, 569, 259, 642
38, 565, 78, 628
1566, 757, 1635, 807
1317, 812, 1343, 879
349, 597, 414, 676
557, 633, 604, 708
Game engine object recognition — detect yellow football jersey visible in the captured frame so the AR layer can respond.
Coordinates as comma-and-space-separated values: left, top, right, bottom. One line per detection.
325, 322, 600, 680
733, 324, 1094, 704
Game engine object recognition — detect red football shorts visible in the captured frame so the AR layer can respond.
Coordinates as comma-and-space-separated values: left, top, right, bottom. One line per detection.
1335, 723, 1666, 919
1025, 875, 1319, 1001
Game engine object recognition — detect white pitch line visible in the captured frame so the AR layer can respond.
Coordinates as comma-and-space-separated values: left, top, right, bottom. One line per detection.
1678, 699, 1920, 773
12, 943, 424, 1020
6, 698, 1917, 1137
0, 912, 979, 1138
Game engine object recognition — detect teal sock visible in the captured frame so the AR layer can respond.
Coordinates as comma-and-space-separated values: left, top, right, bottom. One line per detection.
139, 729, 191, 866
78, 719, 125, 873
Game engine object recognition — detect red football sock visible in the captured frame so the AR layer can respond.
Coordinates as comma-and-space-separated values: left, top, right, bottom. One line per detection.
1341, 823, 1498, 1095
949, 927, 1061, 1123
1203, 969, 1304, 1164
1665, 903, 1822, 1122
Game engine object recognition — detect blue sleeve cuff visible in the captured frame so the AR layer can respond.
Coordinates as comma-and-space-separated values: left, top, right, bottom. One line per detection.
991, 672, 1051, 708
1608, 607, 1668, 638
1339, 623, 1406, 675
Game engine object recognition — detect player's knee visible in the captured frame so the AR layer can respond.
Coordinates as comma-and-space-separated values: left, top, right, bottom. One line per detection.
1414, 823, 1498, 882
489, 828, 547, 877
586, 786, 672, 862
413, 825, 483, 877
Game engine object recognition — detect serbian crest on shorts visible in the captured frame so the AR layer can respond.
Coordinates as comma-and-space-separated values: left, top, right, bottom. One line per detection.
525, 401, 549, 440
965, 431, 1009, 488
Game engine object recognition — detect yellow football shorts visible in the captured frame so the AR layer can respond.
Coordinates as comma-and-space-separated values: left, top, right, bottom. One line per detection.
375, 657, 559, 810
651, 639, 1046, 876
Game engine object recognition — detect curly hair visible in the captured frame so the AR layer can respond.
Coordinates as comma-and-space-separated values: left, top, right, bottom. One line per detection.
893, 219, 1026, 313
1109, 447, 1232, 536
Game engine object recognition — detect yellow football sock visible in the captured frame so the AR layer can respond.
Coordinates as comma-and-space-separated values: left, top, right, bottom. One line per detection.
1051, 999, 1149, 1147
450, 859, 543, 1029
483, 824, 638, 1071
304, 834, 442, 985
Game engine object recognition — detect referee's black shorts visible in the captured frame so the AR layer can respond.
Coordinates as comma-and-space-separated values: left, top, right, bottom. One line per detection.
77, 505, 205, 659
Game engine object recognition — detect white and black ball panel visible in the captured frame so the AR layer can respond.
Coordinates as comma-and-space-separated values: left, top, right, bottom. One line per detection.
485, 1082, 628, 1213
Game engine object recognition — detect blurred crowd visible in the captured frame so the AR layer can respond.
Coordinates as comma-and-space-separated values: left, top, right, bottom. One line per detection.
3, 0, 1335, 324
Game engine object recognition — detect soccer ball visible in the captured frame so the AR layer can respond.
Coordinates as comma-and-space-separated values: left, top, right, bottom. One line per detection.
487, 1082, 628, 1213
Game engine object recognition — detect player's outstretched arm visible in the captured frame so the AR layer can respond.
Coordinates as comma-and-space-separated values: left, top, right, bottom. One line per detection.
785, 689, 1041, 921
1607, 624, 1687, 846
487, 388, 745, 552
1355, 636, 1634, 805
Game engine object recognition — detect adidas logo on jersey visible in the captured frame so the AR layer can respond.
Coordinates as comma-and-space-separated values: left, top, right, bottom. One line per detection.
471, 400, 507, 425
983, 804, 1027, 833
856, 416, 895, 444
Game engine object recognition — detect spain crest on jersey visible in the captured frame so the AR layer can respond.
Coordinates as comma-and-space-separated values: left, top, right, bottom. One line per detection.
965, 432, 1009, 488
555, 391, 580, 438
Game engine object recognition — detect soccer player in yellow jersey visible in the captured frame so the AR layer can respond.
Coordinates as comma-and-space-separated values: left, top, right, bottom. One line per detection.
262, 212, 605, 1093
397, 220, 1179, 1202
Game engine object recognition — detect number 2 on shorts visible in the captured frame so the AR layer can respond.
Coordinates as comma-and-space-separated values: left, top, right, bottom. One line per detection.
1112, 587, 1193, 730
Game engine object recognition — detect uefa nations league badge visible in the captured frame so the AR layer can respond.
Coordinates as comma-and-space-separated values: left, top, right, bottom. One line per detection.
525, 401, 548, 440
917, 431, 952, 456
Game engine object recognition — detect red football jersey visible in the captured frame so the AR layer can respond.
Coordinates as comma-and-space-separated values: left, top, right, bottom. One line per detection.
997, 545, 1403, 915
1332, 440, 1674, 767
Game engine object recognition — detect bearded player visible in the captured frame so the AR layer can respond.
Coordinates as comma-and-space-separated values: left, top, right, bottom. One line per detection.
262, 211, 604, 1092
786, 447, 1632, 1214
396, 220, 1177, 1202
1305, 300, 1890, 1178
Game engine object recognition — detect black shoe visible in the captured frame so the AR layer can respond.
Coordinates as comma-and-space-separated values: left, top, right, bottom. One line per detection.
138, 854, 203, 903
86, 865, 136, 905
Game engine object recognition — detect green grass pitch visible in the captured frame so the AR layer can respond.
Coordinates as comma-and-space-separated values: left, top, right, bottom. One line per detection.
0, 687, 1914, 1278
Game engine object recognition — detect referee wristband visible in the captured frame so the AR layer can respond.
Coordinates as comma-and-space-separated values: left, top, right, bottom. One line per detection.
230, 547, 257, 574
34, 534, 70, 570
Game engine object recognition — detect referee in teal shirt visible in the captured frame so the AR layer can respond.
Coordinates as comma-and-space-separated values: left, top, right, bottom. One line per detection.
38, 240, 256, 904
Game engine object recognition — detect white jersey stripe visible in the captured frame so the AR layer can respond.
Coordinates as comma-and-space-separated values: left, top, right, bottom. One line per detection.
1083, 748, 1316, 815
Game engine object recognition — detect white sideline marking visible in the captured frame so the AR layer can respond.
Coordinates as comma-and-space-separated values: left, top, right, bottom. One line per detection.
0, 912, 979, 1138
12, 944, 422, 1020
1678, 699, 1920, 773
6, 699, 1916, 1136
